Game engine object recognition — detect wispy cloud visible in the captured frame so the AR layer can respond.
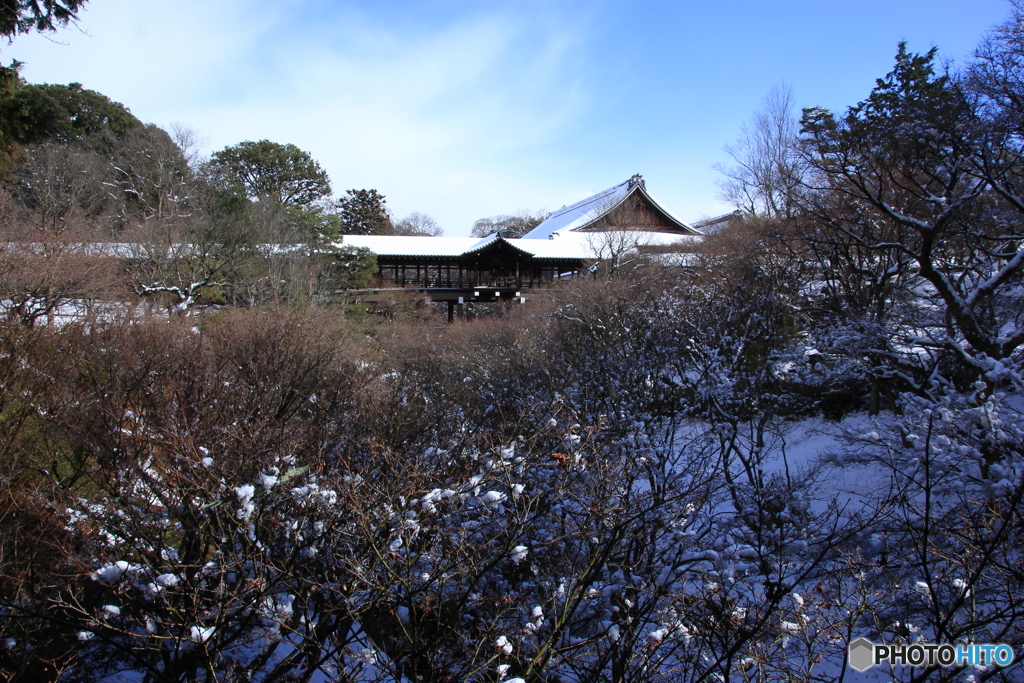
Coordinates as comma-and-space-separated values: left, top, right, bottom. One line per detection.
8, 0, 1012, 234
182, 1, 597, 230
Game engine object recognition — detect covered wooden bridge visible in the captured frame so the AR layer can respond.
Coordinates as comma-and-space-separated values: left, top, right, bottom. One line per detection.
340, 233, 588, 320
339, 175, 704, 320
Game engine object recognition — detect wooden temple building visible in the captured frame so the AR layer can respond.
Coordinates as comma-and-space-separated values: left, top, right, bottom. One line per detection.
340, 175, 703, 320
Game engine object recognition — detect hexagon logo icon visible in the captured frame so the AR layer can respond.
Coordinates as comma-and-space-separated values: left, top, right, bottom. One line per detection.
848, 637, 876, 672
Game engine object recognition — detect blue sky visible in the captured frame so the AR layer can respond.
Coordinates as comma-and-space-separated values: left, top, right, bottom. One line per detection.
7, 0, 1012, 235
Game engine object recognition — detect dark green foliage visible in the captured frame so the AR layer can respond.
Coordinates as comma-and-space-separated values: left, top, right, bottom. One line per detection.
801, 44, 976, 187
0, 0, 90, 176
204, 140, 342, 262
329, 244, 377, 289
0, 82, 141, 151
337, 188, 391, 235
0, 0, 87, 38
0, 79, 139, 180
209, 139, 332, 208
193, 160, 259, 245
0, 62, 22, 176
801, 43, 1024, 367
286, 205, 341, 244
0, 62, 17, 98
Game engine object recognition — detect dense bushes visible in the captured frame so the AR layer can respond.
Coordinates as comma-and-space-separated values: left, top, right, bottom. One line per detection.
0, 234, 1022, 680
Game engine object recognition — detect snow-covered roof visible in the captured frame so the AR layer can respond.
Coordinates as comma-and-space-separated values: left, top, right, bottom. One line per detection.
339, 235, 485, 257
519, 231, 700, 259
510, 236, 591, 260
338, 231, 700, 261
338, 176, 701, 259
691, 210, 743, 235
522, 175, 700, 239
6, 229, 696, 268
339, 234, 586, 260
2, 241, 206, 258
461, 233, 524, 256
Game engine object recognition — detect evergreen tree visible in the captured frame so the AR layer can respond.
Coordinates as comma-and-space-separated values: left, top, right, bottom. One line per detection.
1, 82, 141, 148
209, 140, 331, 209
0, 80, 141, 178
330, 245, 377, 289
0, 0, 87, 39
337, 188, 392, 235
206, 140, 340, 249
801, 43, 1024, 369
0, 0, 90, 178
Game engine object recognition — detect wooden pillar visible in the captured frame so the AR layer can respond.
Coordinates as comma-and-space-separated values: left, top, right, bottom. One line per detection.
447, 301, 454, 323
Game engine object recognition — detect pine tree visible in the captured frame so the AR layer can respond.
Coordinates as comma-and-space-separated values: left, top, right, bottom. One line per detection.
337, 188, 392, 235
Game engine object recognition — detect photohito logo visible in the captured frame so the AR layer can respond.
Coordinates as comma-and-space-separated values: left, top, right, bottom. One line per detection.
848, 638, 1015, 671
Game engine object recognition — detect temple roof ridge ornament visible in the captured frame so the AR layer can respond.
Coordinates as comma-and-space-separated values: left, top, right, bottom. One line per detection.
521, 175, 698, 240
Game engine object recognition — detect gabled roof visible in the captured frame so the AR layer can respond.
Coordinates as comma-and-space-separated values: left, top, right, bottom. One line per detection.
338, 175, 701, 259
691, 210, 742, 235
522, 175, 700, 239
461, 233, 533, 258
338, 231, 699, 261
339, 234, 583, 260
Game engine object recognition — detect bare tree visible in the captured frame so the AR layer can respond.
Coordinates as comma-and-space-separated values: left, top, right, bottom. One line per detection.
470, 210, 545, 238
169, 122, 208, 169
106, 124, 196, 233
12, 142, 107, 235
715, 84, 806, 219
1, 149, 116, 326
391, 211, 443, 236
583, 229, 653, 279
126, 213, 235, 312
